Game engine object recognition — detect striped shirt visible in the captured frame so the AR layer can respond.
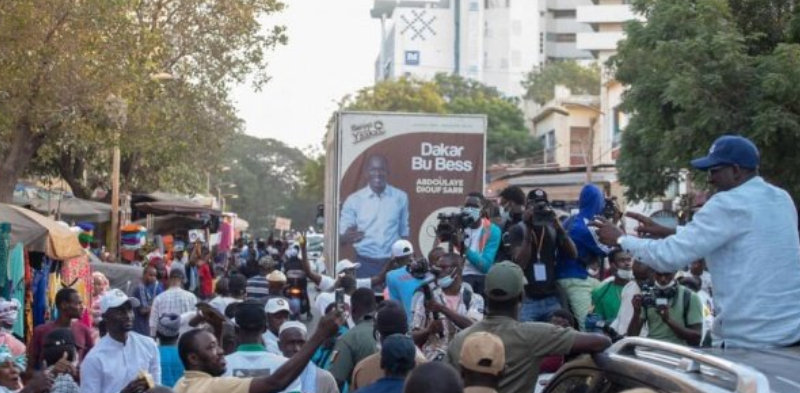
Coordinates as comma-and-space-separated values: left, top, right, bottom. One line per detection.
149, 287, 198, 336
245, 276, 269, 300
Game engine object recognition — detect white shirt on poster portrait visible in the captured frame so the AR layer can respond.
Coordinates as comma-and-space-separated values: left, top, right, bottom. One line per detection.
339, 184, 409, 259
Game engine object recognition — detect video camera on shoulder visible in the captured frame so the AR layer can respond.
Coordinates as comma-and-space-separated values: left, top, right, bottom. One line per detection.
640, 282, 677, 308
436, 210, 475, 243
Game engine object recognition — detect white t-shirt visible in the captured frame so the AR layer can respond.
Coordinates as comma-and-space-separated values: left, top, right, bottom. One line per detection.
261, 330, 283, 356
208, 296, 241, 315
462, 226, 484, 276
611, 281, 648, 337
223, 348, 301, 392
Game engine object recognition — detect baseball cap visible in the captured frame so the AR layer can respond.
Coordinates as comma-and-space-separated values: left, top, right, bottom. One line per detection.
235, 300, 267, 331
99, 288, 140, 314
391, 239, 414, 258
265, 297, 291, 315
527, 188, 548, 203
335, 259, 362, 275
266, 270, 287, 283
156, 313, 181, 338
690, 135, 760, 170
484, 261, 527, 301
460, 332, 505, 376
380, 334, 416, 374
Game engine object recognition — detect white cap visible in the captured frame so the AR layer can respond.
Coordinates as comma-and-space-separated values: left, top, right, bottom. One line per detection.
265, 297, 291, 314
279, 320, 307, 336
99, 288, 141, 314
391, 239, 414, 258
266, 270, 287, 283
335, 259, 361, 275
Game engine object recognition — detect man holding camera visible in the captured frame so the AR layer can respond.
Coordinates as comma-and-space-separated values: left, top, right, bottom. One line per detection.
410, 253, 484, 361
386, 240, 426, 323
458, 195, 502, 295
626, 270, 703, 347
509, 189, 577, 322
496, 186, 527, 263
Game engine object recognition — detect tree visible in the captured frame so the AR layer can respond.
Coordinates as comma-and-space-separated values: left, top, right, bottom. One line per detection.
218, 133, 315, 236
610, 0, 800, 202
522, 60, 601, 105
339, 75, 538, 164
0, 0, 287, 203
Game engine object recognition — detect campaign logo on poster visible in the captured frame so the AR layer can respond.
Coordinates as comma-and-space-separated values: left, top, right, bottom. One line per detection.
350, 120, 385, 144
405, 51, 420, 65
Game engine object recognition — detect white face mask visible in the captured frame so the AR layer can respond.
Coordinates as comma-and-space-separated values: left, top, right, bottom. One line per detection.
587, 268, 599, 277
616, 269, 633, 281
463, 207, 481, 222
654, 280, 676, 289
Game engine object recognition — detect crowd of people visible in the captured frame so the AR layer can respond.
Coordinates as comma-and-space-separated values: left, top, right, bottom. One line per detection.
0, 135, 797, 392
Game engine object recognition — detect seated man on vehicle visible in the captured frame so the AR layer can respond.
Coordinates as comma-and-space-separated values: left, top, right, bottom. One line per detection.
627, 270, 703, 347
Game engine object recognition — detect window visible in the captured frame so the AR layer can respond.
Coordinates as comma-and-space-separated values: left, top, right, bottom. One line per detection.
511, 50, 521, 67
545, 130, 556, 164
539, 32, 544, 54
570, 127, 590, 166
552, 9, 577, 19
613, 105, 623, 148
469, 1, 479, 11
555, 33, 576, 43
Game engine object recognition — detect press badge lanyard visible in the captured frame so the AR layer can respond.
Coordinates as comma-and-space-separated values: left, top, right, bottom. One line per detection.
533, 228, 547, 282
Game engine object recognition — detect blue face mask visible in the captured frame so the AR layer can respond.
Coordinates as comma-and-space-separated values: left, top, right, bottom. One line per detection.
438, 271, 458, 289
463, 207, 481, 222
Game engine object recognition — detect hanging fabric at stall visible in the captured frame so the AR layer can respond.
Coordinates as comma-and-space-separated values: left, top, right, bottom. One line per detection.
7, 244, 24, 338
61, 254, 92, 329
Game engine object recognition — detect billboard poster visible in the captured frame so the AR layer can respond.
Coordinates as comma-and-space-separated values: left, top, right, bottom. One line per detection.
329, 111, 486, 278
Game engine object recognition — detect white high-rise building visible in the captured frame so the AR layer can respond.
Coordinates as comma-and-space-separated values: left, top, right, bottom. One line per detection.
576, 0, 639, 165
371, 0, 594, 98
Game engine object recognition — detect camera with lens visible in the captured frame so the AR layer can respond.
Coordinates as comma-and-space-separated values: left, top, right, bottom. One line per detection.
529, 200, 556, 226
603, 197, 620, 220
436, 210, 474, 243
640, 282, 677, 308
406, 257, 437, 280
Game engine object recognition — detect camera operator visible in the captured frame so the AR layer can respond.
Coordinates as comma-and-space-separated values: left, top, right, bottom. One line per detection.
509, 189, 577, 322
627, 270, 703, 347
496, 186, 526, 263
457, 195, 502, 295
410, 253, 484, 361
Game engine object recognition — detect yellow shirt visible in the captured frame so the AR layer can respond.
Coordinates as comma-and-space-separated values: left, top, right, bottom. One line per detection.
174, 371, 252, 393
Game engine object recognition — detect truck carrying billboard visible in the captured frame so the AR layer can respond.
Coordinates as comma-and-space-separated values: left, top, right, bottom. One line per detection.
324, 111, 487, 278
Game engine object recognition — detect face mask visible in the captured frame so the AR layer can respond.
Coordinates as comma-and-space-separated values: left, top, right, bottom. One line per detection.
438, 272, 458, 289
463, 207, 481, 222
587, 268, 599, 277
654, 280, 676, 290
616, 269, 633, 281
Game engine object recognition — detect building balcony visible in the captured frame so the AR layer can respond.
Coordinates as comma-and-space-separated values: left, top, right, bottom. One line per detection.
576, 4, 637, 25
576, 31, 625, 51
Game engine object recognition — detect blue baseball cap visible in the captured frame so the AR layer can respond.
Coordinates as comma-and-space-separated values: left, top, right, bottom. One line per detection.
690, 135, 760, 170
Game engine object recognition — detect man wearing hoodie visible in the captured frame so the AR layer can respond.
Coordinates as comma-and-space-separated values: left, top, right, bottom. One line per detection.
558, 184, 611, 330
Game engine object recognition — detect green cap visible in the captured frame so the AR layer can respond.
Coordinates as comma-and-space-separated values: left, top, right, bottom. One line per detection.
484, 261, 528, 301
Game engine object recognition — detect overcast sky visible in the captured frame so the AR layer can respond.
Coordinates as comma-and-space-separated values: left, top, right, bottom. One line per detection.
231, 0, 380, 152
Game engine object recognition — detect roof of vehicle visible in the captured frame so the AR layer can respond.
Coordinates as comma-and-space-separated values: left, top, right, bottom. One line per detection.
554, 338, 796, 393
703, 346, 800, 393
